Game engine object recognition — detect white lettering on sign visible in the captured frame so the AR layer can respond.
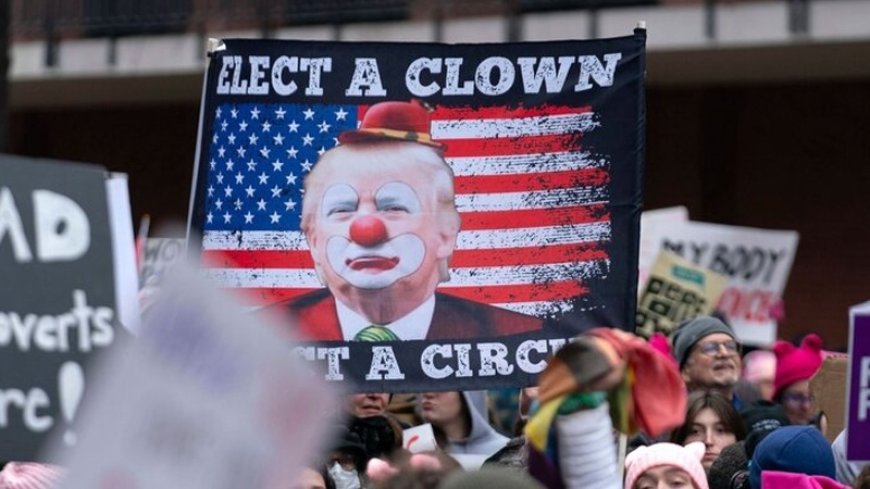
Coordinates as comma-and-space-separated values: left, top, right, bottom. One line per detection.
0, 289, 114, 353
406, 54, 623, 97
366, 346, 405, 380
0, 387, 53, 432
0, 187, 91, 263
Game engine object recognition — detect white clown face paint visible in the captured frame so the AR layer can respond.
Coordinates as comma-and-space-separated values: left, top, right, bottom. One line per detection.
305, 144, 456, 307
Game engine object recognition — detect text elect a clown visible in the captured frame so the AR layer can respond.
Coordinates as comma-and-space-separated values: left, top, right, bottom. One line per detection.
215, 53, 625, 97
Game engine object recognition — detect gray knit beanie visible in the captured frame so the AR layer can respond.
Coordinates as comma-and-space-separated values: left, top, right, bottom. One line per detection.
671, 316, 736, 368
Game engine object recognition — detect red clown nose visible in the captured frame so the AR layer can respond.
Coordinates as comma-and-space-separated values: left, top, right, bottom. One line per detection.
349, 215, 388, 247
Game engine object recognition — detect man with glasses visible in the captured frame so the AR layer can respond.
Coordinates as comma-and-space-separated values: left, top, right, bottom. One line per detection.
672, 315, 745, 410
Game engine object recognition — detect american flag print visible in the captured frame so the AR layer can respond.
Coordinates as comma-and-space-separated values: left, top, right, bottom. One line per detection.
200, 102, 611, 318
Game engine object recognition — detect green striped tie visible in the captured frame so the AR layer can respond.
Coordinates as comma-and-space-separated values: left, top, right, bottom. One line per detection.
354, 325, 400, 342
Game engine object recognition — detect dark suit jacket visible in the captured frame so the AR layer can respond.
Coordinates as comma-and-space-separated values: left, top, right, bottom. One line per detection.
264, 288, 543, 341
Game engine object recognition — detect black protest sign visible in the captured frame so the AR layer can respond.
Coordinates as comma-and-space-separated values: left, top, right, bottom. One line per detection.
0, 155, 120, 461
189, 32, 646, 392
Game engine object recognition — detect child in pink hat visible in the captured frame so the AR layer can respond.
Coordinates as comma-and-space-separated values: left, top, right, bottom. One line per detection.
624, 442, 709, 489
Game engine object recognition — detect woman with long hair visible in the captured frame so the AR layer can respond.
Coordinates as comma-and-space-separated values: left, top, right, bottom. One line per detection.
671, 390, 747, 471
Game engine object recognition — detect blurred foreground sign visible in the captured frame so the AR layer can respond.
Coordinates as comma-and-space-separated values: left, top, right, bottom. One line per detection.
846, 301, 870, 462
0, 154, 138, 461
641, 221, 798, 345
50, 266, 338, 489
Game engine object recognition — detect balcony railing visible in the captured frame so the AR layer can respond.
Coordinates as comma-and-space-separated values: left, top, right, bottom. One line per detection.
11, 0, 674, 41
11, 0, 414, 40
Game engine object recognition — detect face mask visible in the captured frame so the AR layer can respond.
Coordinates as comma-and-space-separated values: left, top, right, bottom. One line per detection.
329, 461, 361, 489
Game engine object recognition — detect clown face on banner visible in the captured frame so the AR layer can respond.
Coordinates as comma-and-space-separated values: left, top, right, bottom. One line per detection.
269, 100, 544, 342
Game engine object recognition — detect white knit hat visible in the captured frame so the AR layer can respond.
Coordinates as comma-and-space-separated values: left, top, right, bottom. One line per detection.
0, 462, 64, 489
624, 442, 708, 489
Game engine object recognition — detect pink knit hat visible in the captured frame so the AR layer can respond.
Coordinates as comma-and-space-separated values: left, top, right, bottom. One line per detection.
0, 462, 64, 489
624, 442, 708, 489
772, 334, 824, 399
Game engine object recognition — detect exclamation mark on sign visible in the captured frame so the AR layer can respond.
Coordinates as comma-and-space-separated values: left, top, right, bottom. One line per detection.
58, 361, 85, 446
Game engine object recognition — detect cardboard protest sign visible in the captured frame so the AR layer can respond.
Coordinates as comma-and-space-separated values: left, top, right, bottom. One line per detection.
0, 154, 138, 461
810, 356, 847, 444
642, 221, 798, 345
637, 206, 689, 290
846, 301, 870, 461
189, 33, 647, 391
50, 266, 338, 489
636, 250, 729, 338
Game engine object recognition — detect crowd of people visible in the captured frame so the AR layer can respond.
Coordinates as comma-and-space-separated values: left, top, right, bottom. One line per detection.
1, 316, 867, 489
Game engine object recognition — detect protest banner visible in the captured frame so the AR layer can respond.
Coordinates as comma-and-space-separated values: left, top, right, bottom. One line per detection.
50, 266, 338, 489
641, 221, 798, 345
635, 250, 729, 338
637, 206, 689, 290
845, 301, 870, 461
0, 154, 139, 461
188, 32, 647, 391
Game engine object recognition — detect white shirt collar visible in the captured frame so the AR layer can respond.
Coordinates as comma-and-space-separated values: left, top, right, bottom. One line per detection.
336, 295, 436, 341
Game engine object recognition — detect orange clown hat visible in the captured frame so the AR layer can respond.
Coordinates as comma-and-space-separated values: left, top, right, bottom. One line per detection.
339, 100, 444, 150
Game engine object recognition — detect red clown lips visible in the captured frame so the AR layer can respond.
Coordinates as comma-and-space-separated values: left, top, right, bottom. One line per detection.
346, 256, 400, 271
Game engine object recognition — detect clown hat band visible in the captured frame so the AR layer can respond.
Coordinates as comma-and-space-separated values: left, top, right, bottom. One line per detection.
339, 99, 445, 150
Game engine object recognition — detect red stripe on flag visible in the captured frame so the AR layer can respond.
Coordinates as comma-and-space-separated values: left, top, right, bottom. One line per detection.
438, 281, 587, 303
241, 282, 588, 308
443, 134, 581, 158
432, 104, 593, 120
228, 282, 586, 308
454, 168, 609, 194
231, 287, 320, 306
461, 204, 609, 230
450, 243, 608, 267
203, 250, 314, 269
202, 240, 607, 270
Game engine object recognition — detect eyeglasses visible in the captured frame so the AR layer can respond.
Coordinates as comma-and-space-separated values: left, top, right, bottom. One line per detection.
695, 339, 740, 356
782, 392, 816, 406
